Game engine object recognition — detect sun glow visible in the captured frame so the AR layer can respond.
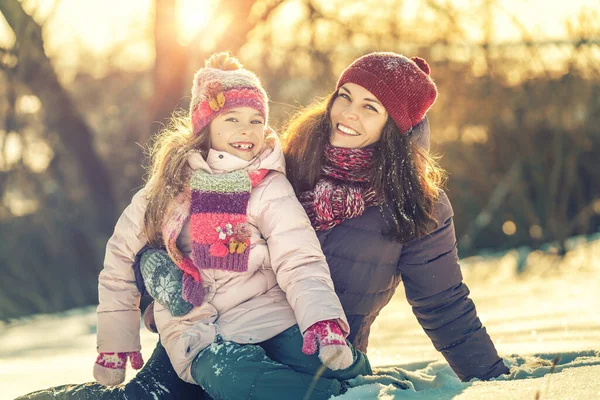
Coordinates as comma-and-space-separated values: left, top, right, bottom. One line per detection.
176, 0, 216, 46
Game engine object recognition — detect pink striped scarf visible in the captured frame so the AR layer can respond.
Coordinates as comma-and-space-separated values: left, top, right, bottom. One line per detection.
161, 169, 268, 306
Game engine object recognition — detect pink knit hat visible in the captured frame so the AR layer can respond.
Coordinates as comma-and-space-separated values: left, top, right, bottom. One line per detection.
190, 53, 269, 135
336, 52, 437, 135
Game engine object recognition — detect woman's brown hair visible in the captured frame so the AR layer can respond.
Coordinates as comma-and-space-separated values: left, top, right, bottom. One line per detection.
281, 92, 447, 243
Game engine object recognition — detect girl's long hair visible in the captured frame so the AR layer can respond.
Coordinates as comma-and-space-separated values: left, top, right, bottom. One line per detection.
143, 112, 210, 247
281, 92, 447, 243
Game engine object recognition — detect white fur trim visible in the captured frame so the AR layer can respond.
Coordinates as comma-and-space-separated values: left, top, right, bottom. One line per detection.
93, 363, 126, 386
318, 345, 354, 371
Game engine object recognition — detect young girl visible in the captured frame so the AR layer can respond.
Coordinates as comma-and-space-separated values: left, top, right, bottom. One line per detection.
92, 53, 371, 400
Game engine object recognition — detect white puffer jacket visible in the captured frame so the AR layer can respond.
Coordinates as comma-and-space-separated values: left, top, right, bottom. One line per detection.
96, 137, 349, 383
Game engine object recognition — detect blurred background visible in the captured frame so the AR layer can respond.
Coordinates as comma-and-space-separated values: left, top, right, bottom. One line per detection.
0, 0, 599, 321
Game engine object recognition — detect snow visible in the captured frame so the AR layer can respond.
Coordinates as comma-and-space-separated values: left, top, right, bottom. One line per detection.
1, 234, 599, 399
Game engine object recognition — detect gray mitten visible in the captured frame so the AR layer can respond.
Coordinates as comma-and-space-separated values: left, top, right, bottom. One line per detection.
140, 249, 193, 317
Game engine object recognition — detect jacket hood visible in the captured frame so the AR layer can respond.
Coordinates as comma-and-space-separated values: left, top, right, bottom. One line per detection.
410, 116, 430, 152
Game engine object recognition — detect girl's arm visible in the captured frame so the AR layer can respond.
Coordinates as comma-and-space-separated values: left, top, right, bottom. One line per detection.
255, 172, 349, 335
97, 187, 149, 354
397, 191, 509, 381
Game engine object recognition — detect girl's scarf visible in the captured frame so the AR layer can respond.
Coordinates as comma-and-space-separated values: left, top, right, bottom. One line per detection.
162, 168, 269, 306
299, 144, 381, 231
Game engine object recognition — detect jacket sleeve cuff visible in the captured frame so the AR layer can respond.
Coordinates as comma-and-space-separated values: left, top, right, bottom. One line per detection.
96, 310, 141, 353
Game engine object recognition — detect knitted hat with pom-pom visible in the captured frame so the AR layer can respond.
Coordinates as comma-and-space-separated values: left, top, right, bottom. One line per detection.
336, 52, 437, 135
190, 52, 269, 135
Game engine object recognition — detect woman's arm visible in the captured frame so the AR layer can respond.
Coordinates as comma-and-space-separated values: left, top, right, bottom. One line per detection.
397, 191, 509, 381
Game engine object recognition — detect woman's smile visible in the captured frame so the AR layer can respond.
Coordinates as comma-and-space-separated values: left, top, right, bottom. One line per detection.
336, 123, 360, 136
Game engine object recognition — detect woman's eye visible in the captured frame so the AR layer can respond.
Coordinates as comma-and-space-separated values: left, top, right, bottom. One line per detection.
225, 118, 238, 122
251, 120, 264, 124
339, 93, 351, 101
365, 104, 378, 112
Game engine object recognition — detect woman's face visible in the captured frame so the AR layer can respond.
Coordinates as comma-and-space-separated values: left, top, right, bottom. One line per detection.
329, 82, 389, 148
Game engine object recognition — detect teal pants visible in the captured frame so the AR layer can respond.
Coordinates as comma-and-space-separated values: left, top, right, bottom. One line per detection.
191, 325, 372, 400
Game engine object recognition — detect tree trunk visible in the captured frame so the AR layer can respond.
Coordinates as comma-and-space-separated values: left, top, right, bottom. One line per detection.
0, 0, 116, 236
149, 0, 263, 137
150, 0, 188, 135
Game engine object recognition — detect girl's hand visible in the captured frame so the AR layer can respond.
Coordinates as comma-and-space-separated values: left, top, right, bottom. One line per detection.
302, 320, 353, 370
93, 351, 144, 386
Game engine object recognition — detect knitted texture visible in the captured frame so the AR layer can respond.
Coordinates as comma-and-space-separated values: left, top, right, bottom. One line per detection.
337, 52, 437, 135
139, 248, 193, 317
161, 187, 205, 306
162, 168, 269, 305
93, 351, 144, 386
189, 168, 268, 271
302, 320, 353, 370
190, 53, 269, 135
299, 144, 382, 231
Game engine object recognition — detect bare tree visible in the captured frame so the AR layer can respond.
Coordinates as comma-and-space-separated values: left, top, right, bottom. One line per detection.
0, 0, 116, 236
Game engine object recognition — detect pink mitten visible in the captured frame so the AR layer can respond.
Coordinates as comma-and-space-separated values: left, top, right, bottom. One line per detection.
302, 320, 353, 370
93, 351, 144, 386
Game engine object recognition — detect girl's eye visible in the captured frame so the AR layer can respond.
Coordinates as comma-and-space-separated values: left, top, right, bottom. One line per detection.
339, 93, 351, 101
365, 104, 378, 112
225, 117, 238, 122
251, 120, 264, 124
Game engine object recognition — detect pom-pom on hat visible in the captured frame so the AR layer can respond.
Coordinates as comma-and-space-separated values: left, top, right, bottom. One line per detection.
190, 52, 269, 135
336, 52, 437, 135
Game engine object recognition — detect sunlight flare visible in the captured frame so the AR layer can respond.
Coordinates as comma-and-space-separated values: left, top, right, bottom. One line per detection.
176, 0, 215, 46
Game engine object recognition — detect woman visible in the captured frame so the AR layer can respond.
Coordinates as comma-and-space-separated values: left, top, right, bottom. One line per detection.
282, 52, 508, 380
18, 52, 508, 400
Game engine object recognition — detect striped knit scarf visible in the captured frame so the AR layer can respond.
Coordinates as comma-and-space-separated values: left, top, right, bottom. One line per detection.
299, 144, 381, 231
162, 168, 269, 306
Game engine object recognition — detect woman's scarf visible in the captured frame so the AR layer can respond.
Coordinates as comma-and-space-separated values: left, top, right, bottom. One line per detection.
299, 144, 382, 231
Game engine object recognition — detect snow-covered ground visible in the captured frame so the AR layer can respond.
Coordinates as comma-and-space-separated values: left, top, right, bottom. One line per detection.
1, 235, 599, 399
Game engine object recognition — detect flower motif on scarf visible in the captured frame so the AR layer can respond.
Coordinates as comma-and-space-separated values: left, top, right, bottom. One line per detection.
228, 223, 251, 254
211, 223, 233, 257
212, 223, 251, 255
215, 223, 233, 240
233, 223, 251, 241
206, 81, 226, 111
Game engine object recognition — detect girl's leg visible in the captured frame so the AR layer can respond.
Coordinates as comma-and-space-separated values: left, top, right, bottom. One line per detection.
260, 325, 372, 380
16, 341, 207, 400
121, 340, 207, 399
191, 339, 343, 400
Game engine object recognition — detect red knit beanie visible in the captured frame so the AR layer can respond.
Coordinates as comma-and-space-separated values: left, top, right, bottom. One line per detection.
336, 52, 437, 135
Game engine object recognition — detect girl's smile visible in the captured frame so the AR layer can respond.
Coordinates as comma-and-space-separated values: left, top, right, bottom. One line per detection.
209, 107, 266, 160
230, 142, 255, 150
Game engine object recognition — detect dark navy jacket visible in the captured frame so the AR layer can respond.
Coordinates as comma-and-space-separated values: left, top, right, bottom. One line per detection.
316, 118, 509, 381
317, 194, 508, 381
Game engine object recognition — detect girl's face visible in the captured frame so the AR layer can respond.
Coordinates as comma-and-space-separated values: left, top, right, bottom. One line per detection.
329, 83, 389, 149
209, 107, 266, 161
